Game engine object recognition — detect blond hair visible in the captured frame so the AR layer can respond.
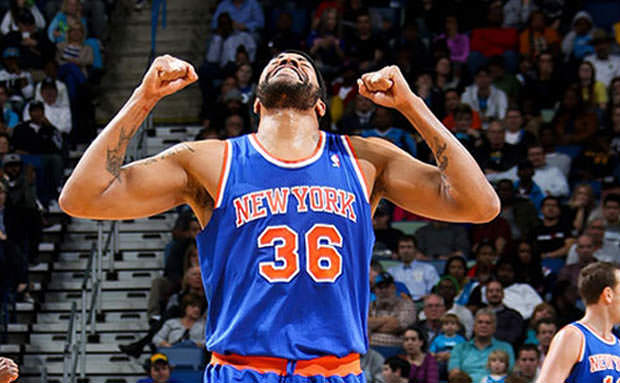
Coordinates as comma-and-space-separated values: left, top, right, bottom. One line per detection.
487, 349, 509, 371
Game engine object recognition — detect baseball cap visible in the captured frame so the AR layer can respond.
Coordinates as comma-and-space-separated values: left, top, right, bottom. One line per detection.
375, 272, 395, 287
2, 153, 22, 166
3, 47, 19, 59
150, 353, 168, 364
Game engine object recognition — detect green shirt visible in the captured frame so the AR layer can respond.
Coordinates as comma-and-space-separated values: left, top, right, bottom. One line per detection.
448, 337, 515, 383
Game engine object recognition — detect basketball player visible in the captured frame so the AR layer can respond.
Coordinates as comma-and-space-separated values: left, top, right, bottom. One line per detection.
537, 262, 620, 383
60, 52, 499, 381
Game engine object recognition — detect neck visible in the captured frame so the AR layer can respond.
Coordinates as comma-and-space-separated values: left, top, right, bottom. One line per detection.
475, 336, 492, 348
478, 87, 490, 98
257, 109, 321, 160
543, 217, 558, 226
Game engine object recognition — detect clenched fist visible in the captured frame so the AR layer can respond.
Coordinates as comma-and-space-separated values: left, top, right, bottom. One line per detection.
357, 65, 414, 110
139, 55, 198, 100
0, 357, 18, 383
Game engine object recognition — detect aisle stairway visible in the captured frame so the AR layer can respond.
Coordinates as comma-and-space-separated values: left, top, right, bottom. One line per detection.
96, 0, 212, 125
8, 125, 203, 383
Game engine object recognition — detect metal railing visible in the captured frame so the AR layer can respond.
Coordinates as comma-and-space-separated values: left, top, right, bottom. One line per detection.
62, 302, 78, 383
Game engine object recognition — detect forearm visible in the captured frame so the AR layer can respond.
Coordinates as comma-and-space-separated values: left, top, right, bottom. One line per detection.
60, 87, 156, 211
398, 95, 500, 220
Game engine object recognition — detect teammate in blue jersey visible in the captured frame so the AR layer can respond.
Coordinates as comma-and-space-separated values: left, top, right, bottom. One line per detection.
59, 52, 499, 382
537, 262, 620, 383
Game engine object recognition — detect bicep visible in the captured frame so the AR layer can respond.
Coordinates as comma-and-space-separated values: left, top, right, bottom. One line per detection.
537, 327, 582, 383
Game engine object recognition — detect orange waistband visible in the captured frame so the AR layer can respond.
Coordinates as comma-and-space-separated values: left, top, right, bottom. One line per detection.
210, 352, 362, 377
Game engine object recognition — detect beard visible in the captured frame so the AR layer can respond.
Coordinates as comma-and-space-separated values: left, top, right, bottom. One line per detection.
256, 76, 320, 111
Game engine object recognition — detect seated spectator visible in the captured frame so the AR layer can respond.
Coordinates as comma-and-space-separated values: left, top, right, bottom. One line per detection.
361, 347, 385, 383
484, 280, 524, 345
565, 183, 597, 235
370, 261, 411, 301
566, 218, 620, 265
338, 93, 375, 135
47, 0, 87, 44
558, 234, 597, 287
571, 135, 618, 184
466, 242, 498, 280
502, 0, 536, 29
523, 51, 563, 111
489, 56, 521, 103
23, 78, 72, 136
3, 9, 55, 70
518, 10, 560, 59
234, 63, 254, 105
263, 11, 300, 55
137, 353, 179, 383
539, 125, 571, 178
468, 1, 518, 74
450, 104, 482, 153
442, 89, 482, 132
512, 344, 540, 383
481, 350, 510, 383
434, 57, 463, 92
552, 84, 597, 146
492, 258, 543, 319
443, 256, 471, 306
435, 277, 474, 339
434, 15, 469, 64
448, 308, 515, 383
561, 11, 594, 62
514, 160, 545, 212
372, 202, 402, 255
329, 60, 359, 125
524, 302, 557, 345
461, 66, 508, 128
210, 0, 264, 35
34, 61, 70, 108
0, 84, 19, 132
418, 294, 446, 344
415, 71, 444, 119
578, 60, 607, 111
382, 356, 410, 383
153, 294, 206, 348
503, 108, 536, 154
400, 326, 439, 383
1, 0, 46, 35
599, 193, 620, 244
0, 181, 29, 303
496, 179, 539, 240
206, 12, 256, 70
476, 120, 520, 174
430, 313, 466, 381
415, 221, 469, 260
533, 318, 557, 366
361, 107, 416, 156
585, 29, 620, 88
369, 272, 416, 358
0, 47, 34, 105
550, 280, 583, 328
56, 20, 93, 77
511, 240, 545, 294
532, 196, 574, 259
387, 235, 439, 301
344, 9, 384, 72
307, 8, 344, 80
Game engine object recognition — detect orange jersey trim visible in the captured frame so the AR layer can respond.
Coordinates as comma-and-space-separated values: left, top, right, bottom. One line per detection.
210, 352, 362, 377
343, 136, 370, 201
214, 141, 231, 208
251, 133, 324, 164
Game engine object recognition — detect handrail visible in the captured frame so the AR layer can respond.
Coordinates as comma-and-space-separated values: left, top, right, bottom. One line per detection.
62, 302, 78, 383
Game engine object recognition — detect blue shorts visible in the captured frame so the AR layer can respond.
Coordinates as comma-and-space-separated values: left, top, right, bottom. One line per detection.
204, 352, 366, 383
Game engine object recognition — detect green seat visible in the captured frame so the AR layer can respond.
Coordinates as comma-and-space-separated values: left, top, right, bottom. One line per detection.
390, 221, 427, 235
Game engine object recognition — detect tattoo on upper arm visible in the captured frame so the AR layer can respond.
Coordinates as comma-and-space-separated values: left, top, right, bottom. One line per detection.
138, 143, 195, 166
432, 137, 450, 190
105, 126, 133, 183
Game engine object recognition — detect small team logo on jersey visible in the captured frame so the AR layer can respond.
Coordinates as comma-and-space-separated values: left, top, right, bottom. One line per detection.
331, 154, 340, 168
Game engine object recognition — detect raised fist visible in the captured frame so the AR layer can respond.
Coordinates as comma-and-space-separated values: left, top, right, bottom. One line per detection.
357, 65, 413, 110
0, 357, 18, 383
139, 55, 198, 100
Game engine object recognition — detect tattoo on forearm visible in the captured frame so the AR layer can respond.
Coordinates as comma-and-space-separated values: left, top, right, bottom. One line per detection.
105, 126, 134, 183
139, 143, 195, 166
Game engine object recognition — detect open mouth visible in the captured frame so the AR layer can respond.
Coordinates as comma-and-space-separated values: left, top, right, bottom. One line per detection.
270, 65, 304, 81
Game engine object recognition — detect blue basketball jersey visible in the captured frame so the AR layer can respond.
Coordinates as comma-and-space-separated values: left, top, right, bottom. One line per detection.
565, 322, 620, 383
196, 131, 375, 360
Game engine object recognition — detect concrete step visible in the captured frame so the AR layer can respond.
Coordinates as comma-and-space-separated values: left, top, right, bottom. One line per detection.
48, 269, 160, 282
41, 299, 148, 312
67, 215, 175, 233
154, 125, 203, 137
32, 321, 149, 333
47, 278, 153, 292
60, 232, 169, 251
56, 250, 163, 263
23, 354, 144, 375
25, 342, 127, 354
53, 259, 162, 271
37, 311, 149, 323
20, 375, 143, 383
45, 290, 149, 302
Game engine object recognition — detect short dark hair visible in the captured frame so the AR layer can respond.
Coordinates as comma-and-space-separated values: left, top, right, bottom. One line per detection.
541, 196, 560, 207
534, 318, 557, 334
181, 293, 206, 314
518, 343, 540, 358
604, 193, 620, 206
398, 234, 417, 248
384, 356, 410, 378
449, 371, 473, 383
404, 325, 429, 352
454, 103, 473, 118
578, 262, 619, 305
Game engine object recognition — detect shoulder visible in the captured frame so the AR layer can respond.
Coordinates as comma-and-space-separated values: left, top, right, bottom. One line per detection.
492, 338, 514, 350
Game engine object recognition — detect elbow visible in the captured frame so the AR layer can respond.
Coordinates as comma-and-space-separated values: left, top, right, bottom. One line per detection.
466, 190, 501, 224
58, 186, 88, 217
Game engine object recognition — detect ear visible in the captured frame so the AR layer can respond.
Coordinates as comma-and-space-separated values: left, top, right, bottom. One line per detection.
604, 286, 614, 304
253, 99, 261, 115
315, 99, 326, 118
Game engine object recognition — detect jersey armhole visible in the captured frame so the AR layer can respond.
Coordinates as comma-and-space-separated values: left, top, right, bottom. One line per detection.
214, 140, 232, 209
341, 135, 370, 203
567, 324, 586, 362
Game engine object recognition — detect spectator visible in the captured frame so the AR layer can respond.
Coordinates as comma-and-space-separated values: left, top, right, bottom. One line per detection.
47, 0, 87, 44
511, 240, 545, 294
234, 63, 255, 105
56, 20, 94, 77
570, 135, 617, 184
448, 370, 472, 383
532, 196, 574, 259
3, 9, 55, 70
372, 202, 403, 254
415, 221, 469, 260
552, 84, 598, 146
448, 308, 515, 383
450, 104, 482, 153
565, 218, 620, 265
599, 193, 620, 244
518, 10, 561, 59
418, 294, 446, 343
493, 258, 543, 319
484, 280, 524, 345
524, 51, 563, 110
435, 276, 474, 339
23, 78, 72, 136
1, 0, 46, 35
442, 89, 482, 132
0, 47, 34, 104
223, 113, 246, 138
558, 234, 597, 287
338, 93, 375, 135
585, 29, 620, 88
382, 356, 410, 383
481, 349, 510, 383
434, 57, 463, 93
550, 280, 583, 327
361, 107, 416, 156
0, 181, 29, 303
369, 272, 416, 358
577, 60, 607, 111
210, 0, 264, 36
565, 183, 597, 236
512, 344, 540, 383
137, 353, 179, 383
434, 15, 469, 64
466, 242, 498, 281
153, 294, 206, 348
0, 84, 19, 131
34, 61, 70, 108
496, 179, 539, 240
429, 313, 466, 381
524, 303, 556, 345
263, 11, 300, 55
415, 71, 444, 119
344, 9, 384, 72
461, 66, 508, 128
561, 11, 594, 62
206, 12, 256, 69
476, 120, 520, 174
489, 56, 521, 103
468, 1, 518, 74
514, 160, 545, 212
502, 108, 536, 154
503, 0, 535, 29
533, 318, 557, 365
539, 124, 571, 178
163, 212, 200, 293
401, 326, 439, 383
444, 256, 476, 308
361, 348, 385, 383
370, 261, 411, 304
387, 235, 439, 301
393, 22, 430, 76
307, 7, 345, 79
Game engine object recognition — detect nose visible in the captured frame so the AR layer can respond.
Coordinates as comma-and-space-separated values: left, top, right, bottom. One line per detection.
276, 56, 300, 69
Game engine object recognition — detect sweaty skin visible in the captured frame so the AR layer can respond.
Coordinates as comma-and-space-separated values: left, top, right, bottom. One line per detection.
59, 54, 499, 227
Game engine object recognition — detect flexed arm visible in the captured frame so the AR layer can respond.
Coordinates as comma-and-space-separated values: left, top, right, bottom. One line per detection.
59, 55, 204, 220
356, 66, 500, 223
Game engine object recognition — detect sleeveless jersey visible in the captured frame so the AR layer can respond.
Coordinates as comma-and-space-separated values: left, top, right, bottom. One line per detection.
565, 322, 620, 383
196, 131, 375, 360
